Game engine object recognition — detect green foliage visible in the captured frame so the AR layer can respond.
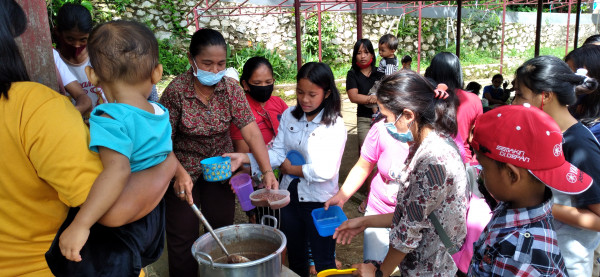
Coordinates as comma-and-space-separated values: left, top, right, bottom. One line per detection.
508, 45, 567, 59
229, 44, 297, 83
465, 10, 500, 33
110, 0, 132, 13
302, 12, 340, 65
158, 39, 189, 76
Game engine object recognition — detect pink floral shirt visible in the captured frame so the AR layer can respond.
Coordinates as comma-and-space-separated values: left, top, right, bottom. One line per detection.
390, 131, 468, 276
160, 69, 254, 182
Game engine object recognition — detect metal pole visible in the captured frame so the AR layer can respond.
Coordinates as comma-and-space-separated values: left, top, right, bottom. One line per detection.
194, 7, 199, 30
318, 2, 322, 62
500, 0, 507, 74
294, 0, 302, 70
357, 0, 363, 40
566, 0, 571, 56
418, 1, 422, 73
574, 0, 582, 49
535, 0, 543, 57
456, 0, 462, 58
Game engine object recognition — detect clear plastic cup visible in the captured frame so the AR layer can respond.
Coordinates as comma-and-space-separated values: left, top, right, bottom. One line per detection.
231, 173, 255, 211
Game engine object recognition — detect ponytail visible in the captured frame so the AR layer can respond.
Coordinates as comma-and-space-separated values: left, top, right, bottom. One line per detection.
377, 72, 458, 137
516, 55, 595, 106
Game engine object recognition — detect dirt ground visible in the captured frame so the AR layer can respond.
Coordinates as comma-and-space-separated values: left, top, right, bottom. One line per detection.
145, 95, 369, 277
146, 79, 488, 276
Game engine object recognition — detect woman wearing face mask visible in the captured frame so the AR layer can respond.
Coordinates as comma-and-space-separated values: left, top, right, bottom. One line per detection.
159, 29, 277, 277
230, 57, 288, 153
53, 3, 107, 119
226, 62, 347, 276
347, 39, 385, 150
334, 72, 467, 277
230, 57, 287, 224
53, 4, 158, 121
324, 85, 409, 264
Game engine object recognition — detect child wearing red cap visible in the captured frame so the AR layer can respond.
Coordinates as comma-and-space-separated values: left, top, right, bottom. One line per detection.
468, 104, 593, 276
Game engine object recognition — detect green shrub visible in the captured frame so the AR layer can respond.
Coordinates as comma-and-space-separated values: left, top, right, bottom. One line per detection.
302, 12, 339, 66
158, 39, 189, 76
229, 44, 296, 83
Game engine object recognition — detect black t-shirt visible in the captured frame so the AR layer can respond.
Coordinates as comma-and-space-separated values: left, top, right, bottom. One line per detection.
562, 122, 600, 207
346, 68, 384, 118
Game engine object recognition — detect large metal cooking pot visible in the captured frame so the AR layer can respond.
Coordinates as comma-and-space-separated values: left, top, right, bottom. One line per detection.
192, 216, 286, 277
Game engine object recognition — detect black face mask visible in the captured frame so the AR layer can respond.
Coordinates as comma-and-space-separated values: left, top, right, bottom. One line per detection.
247, 84, 274, 103
305, 96, 328, 116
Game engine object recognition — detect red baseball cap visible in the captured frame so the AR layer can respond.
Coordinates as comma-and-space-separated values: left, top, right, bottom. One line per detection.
471, 104, 592, 195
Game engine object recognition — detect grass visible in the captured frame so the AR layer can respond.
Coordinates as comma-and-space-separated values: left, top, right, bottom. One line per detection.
157, 45, 568, 99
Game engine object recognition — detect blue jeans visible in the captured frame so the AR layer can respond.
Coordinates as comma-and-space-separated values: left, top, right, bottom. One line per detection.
280, 179, 336, 277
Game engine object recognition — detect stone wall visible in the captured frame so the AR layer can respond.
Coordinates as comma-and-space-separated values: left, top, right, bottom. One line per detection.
104, 0, 598, 78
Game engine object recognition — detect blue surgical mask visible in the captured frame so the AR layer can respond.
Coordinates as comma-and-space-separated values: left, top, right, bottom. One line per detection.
385, 115, 414, 143
193, 60, 226, 86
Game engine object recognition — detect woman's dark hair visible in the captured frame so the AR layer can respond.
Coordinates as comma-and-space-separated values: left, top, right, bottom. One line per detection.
377, 72, 458, 138
56, 3, 93, 33
292, 62, 341, 126
584, 34, 600, 46
401, 55, 412, 64
564, 45, 600, 125
0, 0, 29, 99
351, 39, 376, 72
516, 55, 598, 106
189, 28, 227, 57
240, 56, 273, 87
424, 52, 464, 94
466, 81, 482, 96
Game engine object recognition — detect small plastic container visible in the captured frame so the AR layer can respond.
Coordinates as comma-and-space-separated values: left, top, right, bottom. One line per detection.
200, 156, 231, 182
230, 173, 255, 211
311, 206, 348, 237
249, 189, 290, 209
286, 150, 305, 179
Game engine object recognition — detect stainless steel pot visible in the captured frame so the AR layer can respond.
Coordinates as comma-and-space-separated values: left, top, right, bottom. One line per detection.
192, 216, 286, 277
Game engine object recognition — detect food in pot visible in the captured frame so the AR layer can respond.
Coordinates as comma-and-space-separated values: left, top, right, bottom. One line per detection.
252, 192, 287, 202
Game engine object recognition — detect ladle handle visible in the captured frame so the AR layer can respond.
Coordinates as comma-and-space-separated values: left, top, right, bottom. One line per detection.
190, 204, 230, 257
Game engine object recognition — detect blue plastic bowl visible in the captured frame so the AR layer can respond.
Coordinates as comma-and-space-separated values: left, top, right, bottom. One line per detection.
286, 150, 305, 179
311, 206, 348, 237
200, 156, 232, 182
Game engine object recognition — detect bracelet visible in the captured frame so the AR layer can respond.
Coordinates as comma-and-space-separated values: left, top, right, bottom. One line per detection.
261, 169, 273, 175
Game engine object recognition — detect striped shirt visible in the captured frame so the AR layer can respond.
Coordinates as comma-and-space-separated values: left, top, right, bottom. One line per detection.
468, 198, 568, 276
377, 57, 399, 76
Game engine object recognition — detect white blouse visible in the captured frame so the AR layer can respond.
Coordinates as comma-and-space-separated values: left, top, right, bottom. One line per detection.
249, 106, 347, 202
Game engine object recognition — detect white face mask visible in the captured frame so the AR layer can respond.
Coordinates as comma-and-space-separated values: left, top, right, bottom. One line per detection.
193, 60, 226, 86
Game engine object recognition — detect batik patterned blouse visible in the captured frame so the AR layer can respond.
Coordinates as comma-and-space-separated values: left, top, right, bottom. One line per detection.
160, 69, 254, 182
390, 131, 468, 276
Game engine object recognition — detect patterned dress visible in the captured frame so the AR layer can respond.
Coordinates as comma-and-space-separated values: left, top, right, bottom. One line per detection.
159, 68, 254, 182
390, 131, 468, 276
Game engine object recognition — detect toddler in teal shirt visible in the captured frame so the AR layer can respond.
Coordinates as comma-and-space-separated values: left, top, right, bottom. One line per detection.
46, 20, 173, 276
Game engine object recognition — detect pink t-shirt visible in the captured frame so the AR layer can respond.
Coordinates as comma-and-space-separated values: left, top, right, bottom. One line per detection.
360, 120, 409, 214
456, 89, 483, 164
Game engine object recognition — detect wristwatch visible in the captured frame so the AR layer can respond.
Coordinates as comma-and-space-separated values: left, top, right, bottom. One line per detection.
375, 268, 383, 277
